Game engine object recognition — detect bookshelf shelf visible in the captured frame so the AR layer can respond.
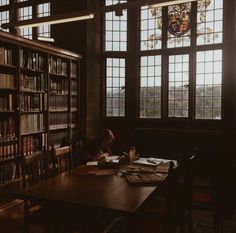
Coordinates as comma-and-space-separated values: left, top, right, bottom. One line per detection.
0, 111, 15, 113
20, 90, 46, 94
20, 111, 45, 114
49, 73, 68, 79
20, 68, 45, 75
0, 88, 17, 91
49, 127, 68, 131
49, 93, 69, 96
0, 64, 17, 69
0, 31, 81, 163
0, 136, 18, 140
49, 109, 68, 113
20, 131, 46, 136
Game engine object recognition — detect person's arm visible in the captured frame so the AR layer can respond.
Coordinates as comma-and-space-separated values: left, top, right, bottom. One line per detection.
85, 140, 102, 161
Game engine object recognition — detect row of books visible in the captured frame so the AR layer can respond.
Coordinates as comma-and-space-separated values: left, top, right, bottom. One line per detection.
0, 138, 18, 159
71, 62, 77, 78
21, 93, 44, 111
49, 131, 68, 148
20, 114, 44, 134
20, 49, 45, 71
71, 96, 78, 111
0, 117, 15, 138
71, 113, 78, 128
49, 95, 68, 111
20, 74, 46, 92
22, 134, 46, 156
49, 112, 68, 130
50, 79, 68, 94
71, 80, 78, 95
0, 47, 13, 66
49, 57, 67, 76
0, 73, 15, 89
0, 94, 13, 111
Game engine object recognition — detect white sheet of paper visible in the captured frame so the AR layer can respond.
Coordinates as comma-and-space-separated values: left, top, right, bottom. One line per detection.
86, 161, 98, 166
133, 158, 161, 166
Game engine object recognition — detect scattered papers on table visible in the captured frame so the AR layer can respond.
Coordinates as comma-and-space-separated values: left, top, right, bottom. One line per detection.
126, 173, 167, 184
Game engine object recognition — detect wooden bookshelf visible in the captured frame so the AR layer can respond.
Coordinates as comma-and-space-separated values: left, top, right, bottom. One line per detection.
0, 31, 81, 169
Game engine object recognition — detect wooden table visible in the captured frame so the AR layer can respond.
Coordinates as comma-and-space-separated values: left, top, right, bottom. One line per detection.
18, 168, 163, 232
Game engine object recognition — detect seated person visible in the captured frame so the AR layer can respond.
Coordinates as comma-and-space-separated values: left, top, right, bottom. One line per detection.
83, 128, 115, 162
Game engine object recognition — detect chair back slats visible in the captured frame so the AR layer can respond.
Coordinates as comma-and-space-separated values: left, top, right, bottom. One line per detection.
0, 157, 16, 186
171, 153, 196, 233
21, 151, 47, 187
51, 145, 73, 175
54, 146, 71, 157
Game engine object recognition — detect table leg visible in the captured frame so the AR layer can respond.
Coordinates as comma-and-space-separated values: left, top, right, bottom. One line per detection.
23, 200, 29, 233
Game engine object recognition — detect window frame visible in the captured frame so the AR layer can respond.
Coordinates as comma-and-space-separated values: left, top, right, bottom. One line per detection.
103, 0, 225, 125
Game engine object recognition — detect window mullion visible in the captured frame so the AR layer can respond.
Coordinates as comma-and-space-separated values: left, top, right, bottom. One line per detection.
127, 7, 138, 120
189, 1, 198, 120
162, 6, 168, 119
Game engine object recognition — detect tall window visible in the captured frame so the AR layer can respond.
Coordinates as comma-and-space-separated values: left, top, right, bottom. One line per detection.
196, 50, 222, 119
168, 54, 189, 118
105, 0, 127, 117
37, 2, 50, 38
18, 6, 32, 39
140, 55, 162, 118
106, 58, 126, 117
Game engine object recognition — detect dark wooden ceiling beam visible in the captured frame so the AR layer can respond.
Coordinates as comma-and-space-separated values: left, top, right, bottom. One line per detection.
2, 0, 183, 29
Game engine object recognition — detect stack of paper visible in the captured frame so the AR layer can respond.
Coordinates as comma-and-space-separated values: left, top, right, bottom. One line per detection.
126, 173, 167, 184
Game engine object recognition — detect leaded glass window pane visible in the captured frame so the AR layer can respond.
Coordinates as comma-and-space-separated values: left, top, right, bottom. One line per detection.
0, 0, 9, 6
18, 6, 33, 39
197, 0, 223, 45
195, 50, 222, 119
0, 11, 9, 32
106, 58, 125, 117
167, 3, 191, 48
37, 3, 51, 38
140, 55, 162, 118
140, 5, 162, 51
105, 0, 127, 51
168, 54, 189, 118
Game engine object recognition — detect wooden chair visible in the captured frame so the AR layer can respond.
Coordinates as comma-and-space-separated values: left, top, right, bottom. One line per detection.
172, 153, 196, 233
21, 150, 48, 188
51, 145, 73, 175
0, 157, 17, 187
20, 150, 49, 232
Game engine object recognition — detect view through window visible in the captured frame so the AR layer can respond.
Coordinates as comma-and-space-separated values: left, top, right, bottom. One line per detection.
104, 0, 223, 120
